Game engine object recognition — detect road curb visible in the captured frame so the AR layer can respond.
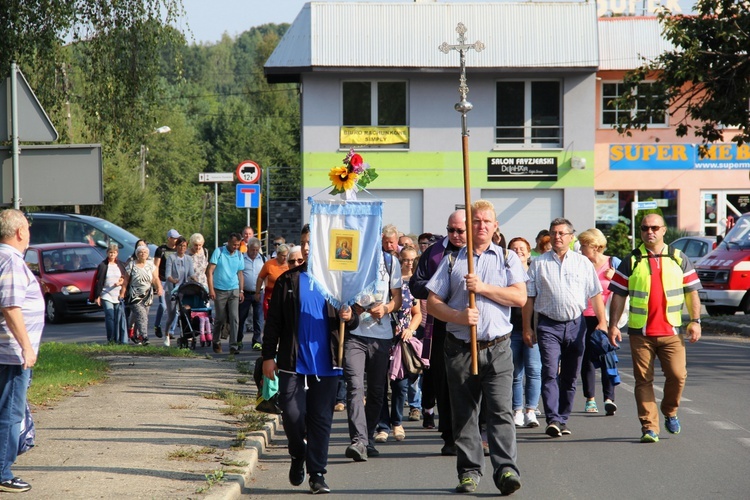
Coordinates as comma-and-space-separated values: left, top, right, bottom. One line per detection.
702, 318, 750, 337
210, 413, 282, 499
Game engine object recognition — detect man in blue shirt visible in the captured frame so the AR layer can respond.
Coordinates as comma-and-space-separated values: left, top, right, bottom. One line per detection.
238, 237, 265, 351
207, 233, 244, 354
427, 200, 527, 496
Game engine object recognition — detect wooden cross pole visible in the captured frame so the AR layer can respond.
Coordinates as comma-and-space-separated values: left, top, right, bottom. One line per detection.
439, 23, 484, 375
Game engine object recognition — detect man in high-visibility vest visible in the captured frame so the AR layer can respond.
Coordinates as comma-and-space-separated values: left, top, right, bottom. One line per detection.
608, 213, 702, 444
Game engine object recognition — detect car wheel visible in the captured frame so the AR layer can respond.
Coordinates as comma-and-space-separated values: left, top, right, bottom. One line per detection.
705, 305, 735, 317
45, 296, 63, 324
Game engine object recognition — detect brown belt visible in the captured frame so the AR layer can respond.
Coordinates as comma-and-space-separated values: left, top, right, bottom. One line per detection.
448, 333, 510, 351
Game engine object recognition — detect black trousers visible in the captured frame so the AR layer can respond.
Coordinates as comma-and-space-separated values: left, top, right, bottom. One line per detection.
423, 320, 453, 445
278, 372, 338, 475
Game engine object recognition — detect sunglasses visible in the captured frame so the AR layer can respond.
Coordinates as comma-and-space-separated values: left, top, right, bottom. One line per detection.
289, 258, 305, 264
640, 225, 663, 232
446, 227, 466, 235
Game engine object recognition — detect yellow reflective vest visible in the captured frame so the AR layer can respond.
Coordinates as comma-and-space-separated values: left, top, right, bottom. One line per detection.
628, 244, 684, 330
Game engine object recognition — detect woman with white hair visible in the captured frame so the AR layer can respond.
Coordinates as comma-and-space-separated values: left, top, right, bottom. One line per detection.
125, 245, 163, 345
187, 233, 209, 288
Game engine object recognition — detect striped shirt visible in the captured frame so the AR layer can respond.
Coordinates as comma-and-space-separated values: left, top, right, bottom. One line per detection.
426, 243, 527, 342
0, 243, 45, 365
527, 250, 602, 322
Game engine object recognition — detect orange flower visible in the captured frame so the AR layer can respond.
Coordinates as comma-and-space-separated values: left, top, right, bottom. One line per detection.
329, 166, 358, 193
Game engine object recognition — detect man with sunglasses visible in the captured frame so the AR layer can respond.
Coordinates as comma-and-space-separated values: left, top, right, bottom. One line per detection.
523, 218, 607, 438
409, 209, 466, 455
608, 214, 702, 444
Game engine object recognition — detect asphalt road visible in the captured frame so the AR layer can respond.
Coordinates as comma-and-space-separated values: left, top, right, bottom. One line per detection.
245, 334, 750, 499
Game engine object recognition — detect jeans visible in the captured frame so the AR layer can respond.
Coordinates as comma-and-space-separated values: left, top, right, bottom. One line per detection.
444, 334, 518, 481
344, 334, 390, 447
214, 288, 240, 348
0, 365, 31, 482
335, 376, 346, 404
510, 329, 542, 411
630, 333, 687, 434
536, 315, 586, 425
237, 291, 263, 345
103, 299, 128, 344
581, 316, 616, 402
408, 375, 422, 410
154, 281, 167, 329
376, 377, 409, 432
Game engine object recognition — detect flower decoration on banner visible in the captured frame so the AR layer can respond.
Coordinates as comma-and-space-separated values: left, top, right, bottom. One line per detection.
328, 149, 378, 196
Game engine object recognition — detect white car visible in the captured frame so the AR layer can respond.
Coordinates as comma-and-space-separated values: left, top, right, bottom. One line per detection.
670, 236, 717, 265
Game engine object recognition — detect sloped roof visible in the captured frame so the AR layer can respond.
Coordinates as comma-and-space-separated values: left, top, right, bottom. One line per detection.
598, 16, 676, 70
265, 1, 599, 82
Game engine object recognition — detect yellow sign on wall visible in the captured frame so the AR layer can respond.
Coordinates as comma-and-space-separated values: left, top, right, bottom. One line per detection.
340, 126, 409, 145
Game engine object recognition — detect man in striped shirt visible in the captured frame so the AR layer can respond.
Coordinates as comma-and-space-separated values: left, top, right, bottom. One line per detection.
0, 209, 44, 493
522, 217, 607, 438
608, 213, 702, 443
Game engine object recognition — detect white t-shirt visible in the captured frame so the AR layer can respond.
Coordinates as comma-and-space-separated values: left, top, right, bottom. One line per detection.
349, 254, 403, 340
101, 263, 123, 304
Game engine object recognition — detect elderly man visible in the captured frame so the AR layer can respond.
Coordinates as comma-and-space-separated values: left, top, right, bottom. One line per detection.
239, 237, 266, 351
0, 209, 44, 493
207, 233, 245, 354
523, 218, 607, 438
153, 229, 180, 339
409, 209, 466, 454
608, 213, 702, 443
239, 226, 255, 254
427, 200, 526, 495
343, 225, 403, 462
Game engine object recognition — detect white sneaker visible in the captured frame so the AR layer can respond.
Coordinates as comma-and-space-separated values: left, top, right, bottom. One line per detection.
374, 431, 388, 443
524, 411, 540, 428
513, 410, 525, 427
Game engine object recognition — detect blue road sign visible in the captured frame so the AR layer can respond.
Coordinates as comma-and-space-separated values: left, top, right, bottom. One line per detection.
236, 184, 260, 208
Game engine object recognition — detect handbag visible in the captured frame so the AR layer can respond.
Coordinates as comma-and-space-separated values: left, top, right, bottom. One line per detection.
401, 339, 425, 381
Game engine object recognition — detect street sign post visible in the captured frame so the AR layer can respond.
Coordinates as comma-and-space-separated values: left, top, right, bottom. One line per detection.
236, 184, 260, 209
236, 160, 261, 184
197, 172, 234, 249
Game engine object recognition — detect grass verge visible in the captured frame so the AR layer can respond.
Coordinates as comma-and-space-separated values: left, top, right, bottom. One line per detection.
29, 342, 199, 406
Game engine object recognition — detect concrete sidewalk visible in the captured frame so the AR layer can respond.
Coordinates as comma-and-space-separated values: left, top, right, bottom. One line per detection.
16, 353, 278, 499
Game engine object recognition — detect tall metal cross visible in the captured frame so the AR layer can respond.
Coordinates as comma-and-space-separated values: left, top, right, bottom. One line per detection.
439, 23, 485, 133
439, 23, 484, 375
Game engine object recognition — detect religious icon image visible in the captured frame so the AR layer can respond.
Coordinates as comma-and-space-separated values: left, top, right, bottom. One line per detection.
329, 229, 359, 271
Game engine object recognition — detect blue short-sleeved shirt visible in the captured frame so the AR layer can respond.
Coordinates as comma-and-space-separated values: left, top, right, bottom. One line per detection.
296, 272, 342, 377
209, 246, 244, 291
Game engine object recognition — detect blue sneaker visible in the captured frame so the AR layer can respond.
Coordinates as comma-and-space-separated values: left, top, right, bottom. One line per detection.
640, 430, 659, 443
665, 415, 681, 434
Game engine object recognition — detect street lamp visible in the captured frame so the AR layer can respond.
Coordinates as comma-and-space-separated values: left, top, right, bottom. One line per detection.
140, 126, 171, 190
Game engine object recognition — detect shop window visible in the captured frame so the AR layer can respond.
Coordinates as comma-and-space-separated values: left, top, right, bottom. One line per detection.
595, 190, 678, 235
496, 81, 562, 147
601, 82, 667, 127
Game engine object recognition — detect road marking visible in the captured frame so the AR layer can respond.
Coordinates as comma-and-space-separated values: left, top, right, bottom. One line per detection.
701, 341, 750, 349
614, 381, 692, 402
708, 421, 742, 430
739, 438, 750, 449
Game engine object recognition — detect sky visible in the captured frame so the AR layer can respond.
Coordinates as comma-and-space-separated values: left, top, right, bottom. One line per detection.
178, 0, 698, 45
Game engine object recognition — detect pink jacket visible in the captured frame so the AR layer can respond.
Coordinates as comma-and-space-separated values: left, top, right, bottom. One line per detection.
389, 337, 430, 380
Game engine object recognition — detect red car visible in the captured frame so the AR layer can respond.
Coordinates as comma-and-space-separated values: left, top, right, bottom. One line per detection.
23, 243, 105, 323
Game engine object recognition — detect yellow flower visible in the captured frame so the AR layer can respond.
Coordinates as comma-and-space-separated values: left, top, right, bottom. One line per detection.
329, 166, 358, 192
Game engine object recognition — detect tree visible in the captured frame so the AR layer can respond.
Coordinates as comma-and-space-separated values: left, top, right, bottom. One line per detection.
615, 0, 750, 144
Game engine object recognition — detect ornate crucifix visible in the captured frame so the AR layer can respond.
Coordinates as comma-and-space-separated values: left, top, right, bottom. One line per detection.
439, 23, 484, 375
439, 22, 485, 134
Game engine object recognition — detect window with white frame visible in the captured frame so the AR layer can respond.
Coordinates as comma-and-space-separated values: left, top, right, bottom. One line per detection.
342, 81, 407, 126
496, 81, 562, 147
601, 82, 667, 127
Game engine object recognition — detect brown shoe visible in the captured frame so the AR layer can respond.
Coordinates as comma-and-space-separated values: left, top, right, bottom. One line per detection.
334, 402, 346, 412
212, 343, 222, 353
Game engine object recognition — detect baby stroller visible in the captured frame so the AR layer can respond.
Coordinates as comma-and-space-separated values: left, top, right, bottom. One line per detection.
171, 282, 213, 349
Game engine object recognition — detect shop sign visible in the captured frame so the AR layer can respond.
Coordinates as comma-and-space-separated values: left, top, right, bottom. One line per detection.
340, 126, 409, 145
487, 157, 557, 181
610, 144, 750, 170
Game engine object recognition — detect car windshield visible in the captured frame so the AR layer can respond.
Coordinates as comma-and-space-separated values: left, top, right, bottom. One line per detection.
42, 247, 102, 273
723, 215, 750, 249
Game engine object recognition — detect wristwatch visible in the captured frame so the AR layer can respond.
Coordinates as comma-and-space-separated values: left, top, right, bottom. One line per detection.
688, 318, 701, 324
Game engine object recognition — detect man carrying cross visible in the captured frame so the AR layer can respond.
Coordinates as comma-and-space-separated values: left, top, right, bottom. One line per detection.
426, 200, 526, 495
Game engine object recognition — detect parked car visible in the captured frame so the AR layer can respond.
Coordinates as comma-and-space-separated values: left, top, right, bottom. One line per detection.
695, 213, 750, 316
24, 243, 105, 323
25, 212, 156, 261
669, 236, 716, 265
